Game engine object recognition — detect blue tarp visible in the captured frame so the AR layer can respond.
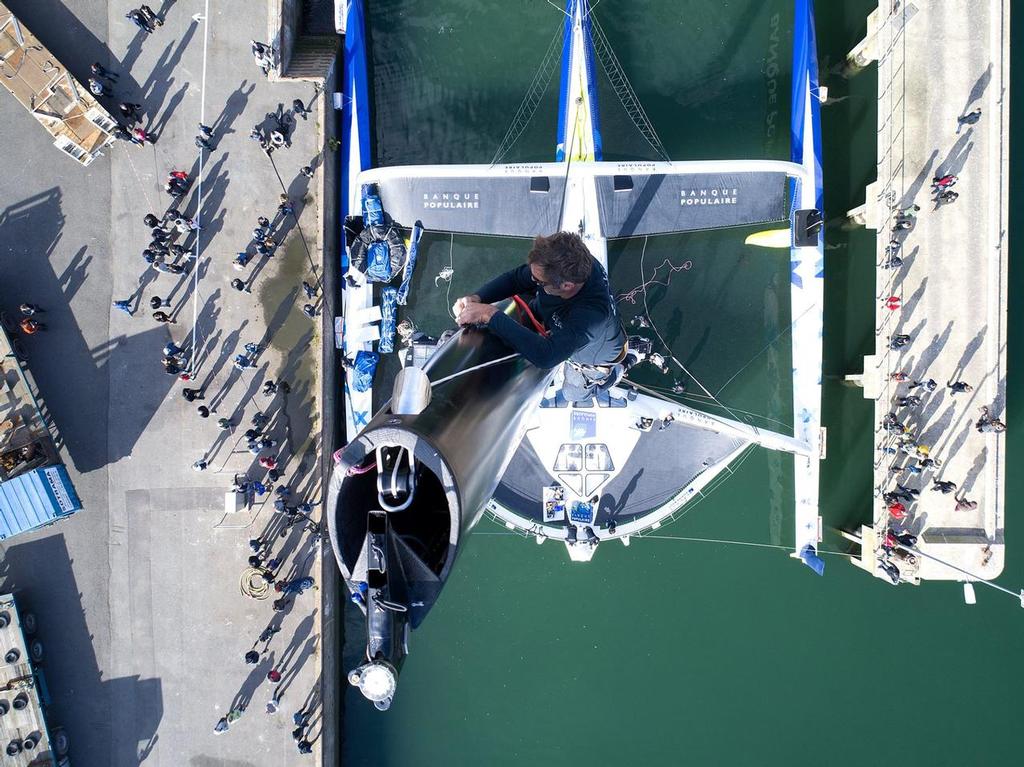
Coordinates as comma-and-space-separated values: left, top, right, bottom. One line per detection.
351, 351, 380, 393
0, 465, 82, 540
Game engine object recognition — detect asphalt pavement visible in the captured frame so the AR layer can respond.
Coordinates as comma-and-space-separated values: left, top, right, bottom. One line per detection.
0, 1, 327, 763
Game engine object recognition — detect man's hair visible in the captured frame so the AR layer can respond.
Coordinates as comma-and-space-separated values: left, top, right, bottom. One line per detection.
527, 232, 593, 285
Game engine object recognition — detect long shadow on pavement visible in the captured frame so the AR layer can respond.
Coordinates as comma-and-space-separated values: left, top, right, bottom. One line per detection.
0, 534, 162, 765
0, 191, 175, 473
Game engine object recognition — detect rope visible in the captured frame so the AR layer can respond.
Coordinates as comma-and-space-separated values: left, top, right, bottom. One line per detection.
491, 22, 565, 164
634, 536, 851, 552
616, 258, 692, 304
639, 381, 794, 432
635, 236, 751, 428
346, 458, 376, 476
444, 232, 456, 319
513, 295, 548, 336
713, 302, 817, 399
543, 0, 571, 20
266, 151, 318, 277
240, 567, 272, 599
469, 530, 1024, 608
429, 353, 521, 388
589, 13, 671, 162
189, 0, 211, 372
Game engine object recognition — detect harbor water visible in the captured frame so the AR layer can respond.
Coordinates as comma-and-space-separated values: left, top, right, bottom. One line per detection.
342, 2, 1024, 763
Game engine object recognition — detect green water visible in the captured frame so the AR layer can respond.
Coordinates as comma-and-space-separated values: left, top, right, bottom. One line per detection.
343, 2, 1023, 764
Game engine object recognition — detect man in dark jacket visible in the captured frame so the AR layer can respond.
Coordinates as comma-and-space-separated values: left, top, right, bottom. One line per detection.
454, 231, 627, 402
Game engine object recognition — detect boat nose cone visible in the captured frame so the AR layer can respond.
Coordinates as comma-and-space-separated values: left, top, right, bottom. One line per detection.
349, 661, 397, 710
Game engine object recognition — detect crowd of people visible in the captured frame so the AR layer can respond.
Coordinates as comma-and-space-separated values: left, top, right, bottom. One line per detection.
108, 9, 322, 753
874, 109, 1005, 585
2, 3, 327, 759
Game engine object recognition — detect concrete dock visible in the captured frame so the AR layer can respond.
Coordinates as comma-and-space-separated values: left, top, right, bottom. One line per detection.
845, 0, 1010, 582
0, 0, 333, 763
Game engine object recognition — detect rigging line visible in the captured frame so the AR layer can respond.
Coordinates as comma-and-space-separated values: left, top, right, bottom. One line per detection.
555, 92, 580, 227
119, 146, 156, 220
634, 535, 854, 558
266, 151, 318, 278
473, 530, 858, 559
583, 0, 603, 19
491, 22, 564, 165
639, 383, 794, 431
658, 445, 758, 522
190, 0, 211, 374
637, 237, 751, 428
445, 232, 456, 319
638, 535, 792, 551
588, 14, 671, 163
544, 0, 571, 19
898, 545, 1024, 603
713, 302, 818, 399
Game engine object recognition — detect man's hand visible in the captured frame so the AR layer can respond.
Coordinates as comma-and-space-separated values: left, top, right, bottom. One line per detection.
456, 301, 498, 326
452, 294, 481, 319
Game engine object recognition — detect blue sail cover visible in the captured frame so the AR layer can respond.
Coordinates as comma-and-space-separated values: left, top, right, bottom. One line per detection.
341, 0, 372, 268
791, 0, 824, 209
0, 465, 82, 540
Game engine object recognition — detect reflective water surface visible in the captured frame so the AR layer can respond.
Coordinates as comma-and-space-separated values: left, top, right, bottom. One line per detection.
341, 3, 1024, 764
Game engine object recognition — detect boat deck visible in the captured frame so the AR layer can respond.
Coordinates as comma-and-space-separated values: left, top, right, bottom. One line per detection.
364, 220, 799, 540
848, 0, 1009, 581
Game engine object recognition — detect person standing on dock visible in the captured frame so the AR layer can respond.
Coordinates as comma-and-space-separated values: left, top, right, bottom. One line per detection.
88, 78, 109, 98
251, 41, 274, 76
125, 8, 154, 33
909, 378, 937, 392
976, 406, 1007, 433
119, 102, 143, 123
957, 108, 982, 133
888, 334, 912, 350
138, 5, 163, 28
947, 380, 973, 394
882, 412, 906, 434
895, 395, 922, 408
932, 173, 958, 191
932, 479, 958, 494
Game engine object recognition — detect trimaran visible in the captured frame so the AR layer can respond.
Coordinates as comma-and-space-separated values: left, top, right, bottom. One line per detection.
330, 0, 826, 710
